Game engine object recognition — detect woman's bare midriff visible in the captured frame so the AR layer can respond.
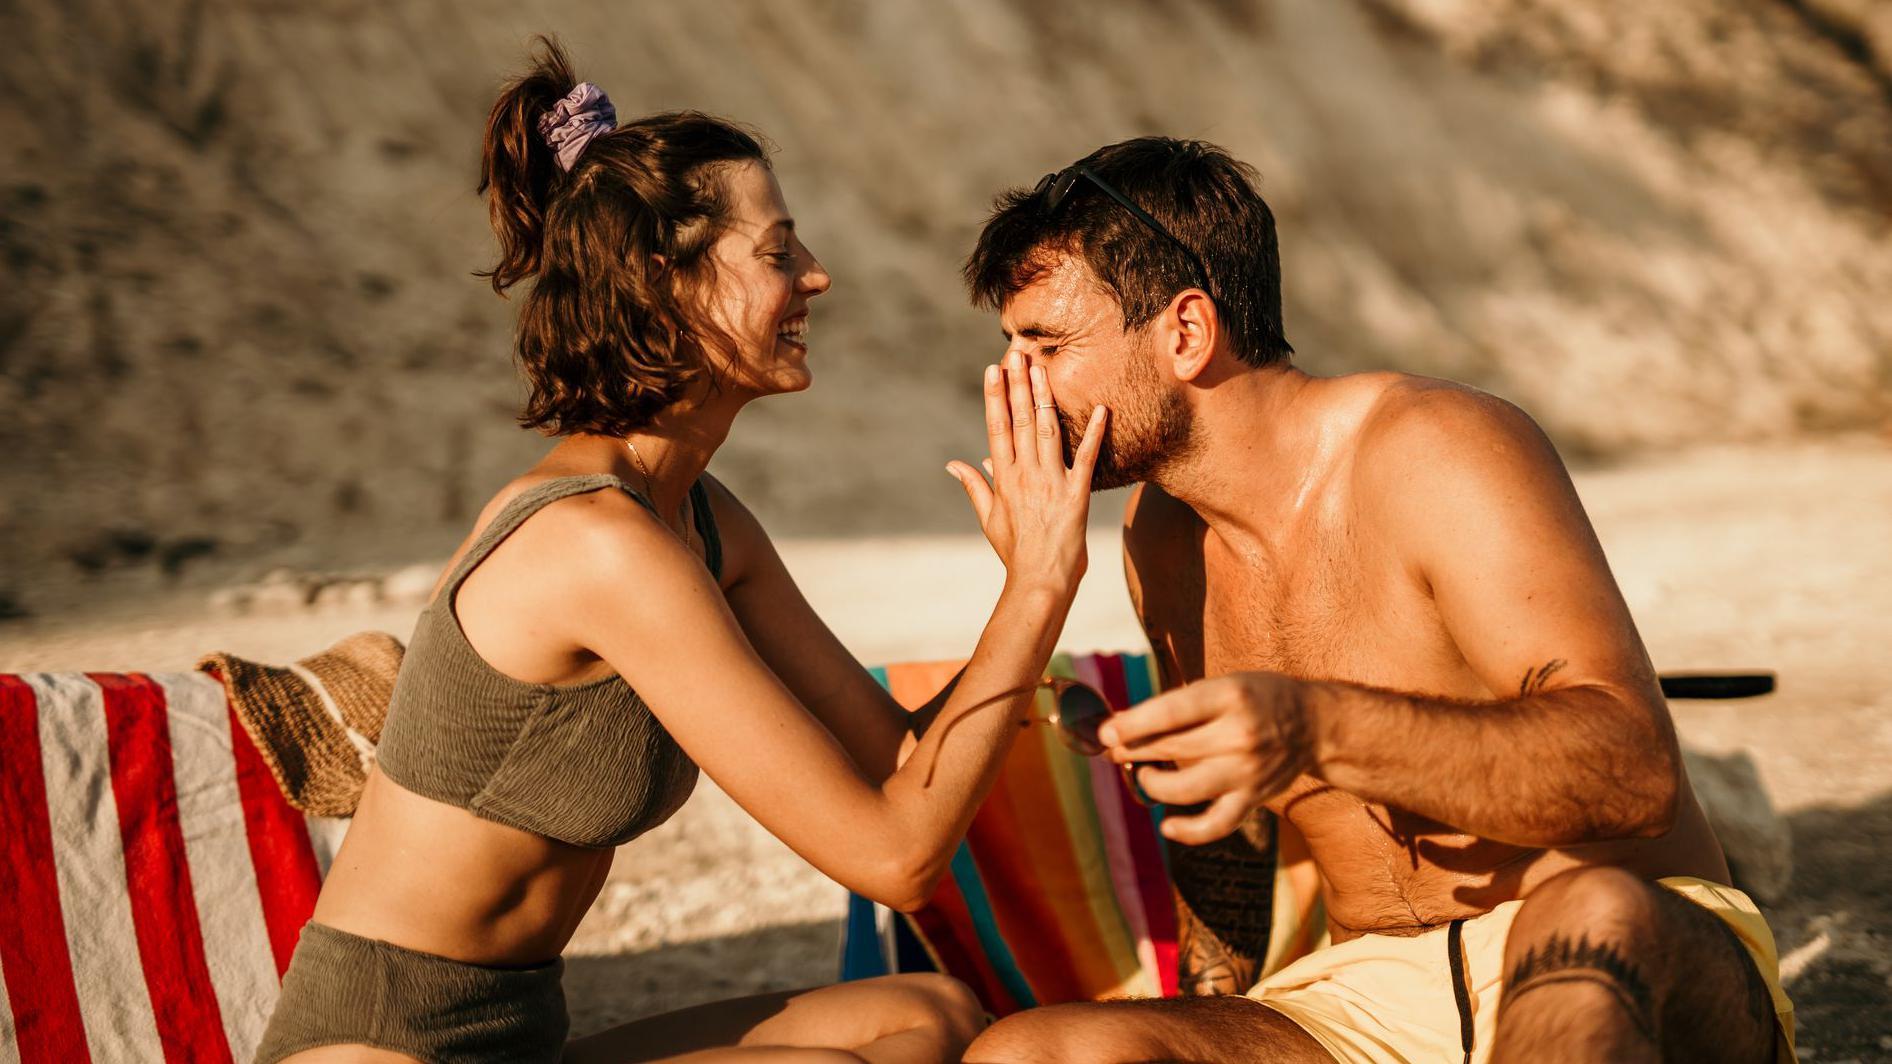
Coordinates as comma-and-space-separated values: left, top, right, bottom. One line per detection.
311, 770, 614, 966
1273, 776, 1733, 944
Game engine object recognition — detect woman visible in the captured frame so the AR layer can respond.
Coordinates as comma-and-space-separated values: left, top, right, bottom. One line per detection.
256, 38, 1107, 1064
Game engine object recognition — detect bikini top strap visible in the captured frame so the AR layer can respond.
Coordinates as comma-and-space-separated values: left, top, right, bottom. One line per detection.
689, 478, 724, 580
439, 474, 720, 601
438, 474, 651, 600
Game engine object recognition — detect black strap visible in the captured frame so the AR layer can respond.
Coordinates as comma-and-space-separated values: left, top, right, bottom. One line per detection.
688, 479, 723, 580
618, 478, 722, 580
1448, 918, 1474, 1064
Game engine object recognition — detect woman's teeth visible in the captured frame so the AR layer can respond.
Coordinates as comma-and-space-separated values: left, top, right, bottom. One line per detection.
777, 318, 808, 345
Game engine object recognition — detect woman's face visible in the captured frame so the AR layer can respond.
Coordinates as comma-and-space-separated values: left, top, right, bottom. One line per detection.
701, 159, 831, 397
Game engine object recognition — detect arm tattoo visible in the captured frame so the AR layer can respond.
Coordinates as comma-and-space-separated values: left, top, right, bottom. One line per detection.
1503, 933, 1656, 1040
1519, 658, 1569, 697
1170, 810, 1277, 995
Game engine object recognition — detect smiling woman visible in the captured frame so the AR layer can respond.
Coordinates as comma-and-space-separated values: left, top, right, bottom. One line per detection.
250, 33, 1111, 1064
477, 52, 816, 435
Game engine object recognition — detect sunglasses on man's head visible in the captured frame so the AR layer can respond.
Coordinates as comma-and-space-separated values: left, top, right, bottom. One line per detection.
1032, 163, 1294, 357
1033, 164, 1217, 304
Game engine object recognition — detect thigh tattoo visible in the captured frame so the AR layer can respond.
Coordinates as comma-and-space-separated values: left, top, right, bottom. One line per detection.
1503, 934, 1657, 1041
1171, 811, 1277, 996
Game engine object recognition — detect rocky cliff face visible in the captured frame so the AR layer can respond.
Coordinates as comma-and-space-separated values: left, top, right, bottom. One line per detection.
3, 0, 1888, 610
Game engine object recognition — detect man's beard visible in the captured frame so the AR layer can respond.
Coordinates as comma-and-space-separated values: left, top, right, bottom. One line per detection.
1058, 367, 1194, 491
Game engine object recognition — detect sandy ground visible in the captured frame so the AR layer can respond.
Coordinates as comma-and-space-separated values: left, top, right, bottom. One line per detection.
5, 441, 1891, 1058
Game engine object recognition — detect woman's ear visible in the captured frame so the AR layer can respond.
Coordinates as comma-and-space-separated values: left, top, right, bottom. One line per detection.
1162, 289, 1221, 383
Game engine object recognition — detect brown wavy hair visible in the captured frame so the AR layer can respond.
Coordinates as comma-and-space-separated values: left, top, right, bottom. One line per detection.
478, 37, 770, 437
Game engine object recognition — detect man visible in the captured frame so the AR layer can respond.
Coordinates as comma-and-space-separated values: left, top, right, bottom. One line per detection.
954, 138, 1794, 1063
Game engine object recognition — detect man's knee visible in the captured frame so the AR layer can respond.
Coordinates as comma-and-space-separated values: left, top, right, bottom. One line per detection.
964, 1003, 1162, 1064
966, 996, 1328, 1064
1512, 865, 1664, 946
1501, 867, 1669, 1038
1499, 868, 1775, 1062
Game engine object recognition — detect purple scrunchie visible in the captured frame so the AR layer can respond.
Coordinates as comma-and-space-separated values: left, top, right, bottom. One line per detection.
537, 82, 617, 172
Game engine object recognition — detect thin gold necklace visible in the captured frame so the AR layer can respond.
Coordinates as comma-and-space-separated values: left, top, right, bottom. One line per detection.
623, 439, 693, 553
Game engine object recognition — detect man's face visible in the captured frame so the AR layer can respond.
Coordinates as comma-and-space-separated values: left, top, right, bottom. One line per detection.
998, 254, 1192, 491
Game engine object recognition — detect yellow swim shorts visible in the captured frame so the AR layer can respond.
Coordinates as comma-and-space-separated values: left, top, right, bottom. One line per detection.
1246, 876, 1795, 1064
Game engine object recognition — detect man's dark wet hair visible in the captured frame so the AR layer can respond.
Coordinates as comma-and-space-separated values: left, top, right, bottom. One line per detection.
965, 137, 1292, 367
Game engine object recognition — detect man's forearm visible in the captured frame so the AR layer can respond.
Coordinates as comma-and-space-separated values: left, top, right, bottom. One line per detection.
1307, 675, 1681, 848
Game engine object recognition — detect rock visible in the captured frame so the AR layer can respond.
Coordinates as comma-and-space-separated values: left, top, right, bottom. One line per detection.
247, 579, 315, 613
312, 580, 355, 609
381, 563, 440, 605
9, 0, 1892, 599
343, 580, 384, 609
1683, 746, 1793, 903
206, 586, 253, 616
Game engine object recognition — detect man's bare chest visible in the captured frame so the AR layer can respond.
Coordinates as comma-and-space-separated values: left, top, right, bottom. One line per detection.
1147, 532, 1443, 692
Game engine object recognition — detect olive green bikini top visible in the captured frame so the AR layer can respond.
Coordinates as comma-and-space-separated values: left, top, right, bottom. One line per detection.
375, 474, 721, 848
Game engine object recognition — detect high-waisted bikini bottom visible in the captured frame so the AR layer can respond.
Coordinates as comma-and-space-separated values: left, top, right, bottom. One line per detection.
253, 921, 568, 1064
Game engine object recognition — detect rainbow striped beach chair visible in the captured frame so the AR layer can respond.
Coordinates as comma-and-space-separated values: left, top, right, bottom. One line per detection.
843, 652, 1327, 1015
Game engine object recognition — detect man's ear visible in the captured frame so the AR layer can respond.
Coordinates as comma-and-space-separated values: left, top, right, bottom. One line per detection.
1157, 289, 1220, 383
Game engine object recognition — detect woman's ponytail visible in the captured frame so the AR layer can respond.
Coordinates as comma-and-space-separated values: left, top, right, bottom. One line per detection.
475, 37, 770, 438
477, 36, 576, 295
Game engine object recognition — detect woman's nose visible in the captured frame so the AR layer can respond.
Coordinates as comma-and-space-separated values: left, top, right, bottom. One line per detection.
801, 253, 832, 296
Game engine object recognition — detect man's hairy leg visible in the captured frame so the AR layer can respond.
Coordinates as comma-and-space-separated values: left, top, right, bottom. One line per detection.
1493, 867, 1774, 1064
964, 996, 1334, 1064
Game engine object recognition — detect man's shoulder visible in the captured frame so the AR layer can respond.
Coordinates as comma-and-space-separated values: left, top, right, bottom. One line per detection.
1347, 375, 1576, 565
1351, 374, 1557, 491
1358, 374, 1541, 446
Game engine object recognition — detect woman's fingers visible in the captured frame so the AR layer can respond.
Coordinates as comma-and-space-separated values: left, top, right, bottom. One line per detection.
1006, 359, 1037, 466
983, 364, 1013, 466
1072, 405, 1108, 481
1029, 365, 1062, 468
945, 461, 994, 528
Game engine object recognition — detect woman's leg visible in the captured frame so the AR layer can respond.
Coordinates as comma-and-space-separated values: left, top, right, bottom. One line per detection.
562, 974, 985, 1064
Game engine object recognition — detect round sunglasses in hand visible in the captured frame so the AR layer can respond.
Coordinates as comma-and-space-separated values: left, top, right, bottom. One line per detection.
1028, 678, 1210, 815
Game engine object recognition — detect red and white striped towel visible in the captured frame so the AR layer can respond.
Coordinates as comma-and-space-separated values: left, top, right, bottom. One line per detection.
0, 672, 346, 1063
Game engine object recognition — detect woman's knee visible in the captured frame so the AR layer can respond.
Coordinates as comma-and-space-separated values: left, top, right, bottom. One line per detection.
893, 972, 987, 1042
848, 973, 986, 1048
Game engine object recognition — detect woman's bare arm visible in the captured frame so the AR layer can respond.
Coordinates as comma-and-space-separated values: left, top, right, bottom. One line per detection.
702, 476, 952, 782
564, 359, 1105, 909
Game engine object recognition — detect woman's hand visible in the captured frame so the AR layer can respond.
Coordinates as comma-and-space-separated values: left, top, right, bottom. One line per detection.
947, 353, 1107, 595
